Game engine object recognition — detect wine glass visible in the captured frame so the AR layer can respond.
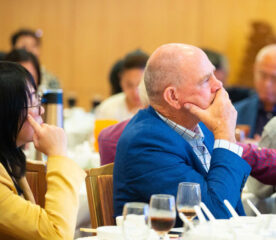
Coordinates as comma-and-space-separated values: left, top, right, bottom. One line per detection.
176, 182, 201, 221
149, 194, 176, 240
122, 202, 149, 240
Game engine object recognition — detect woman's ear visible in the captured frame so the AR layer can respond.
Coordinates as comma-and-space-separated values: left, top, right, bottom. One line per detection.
163, 86, 181, 109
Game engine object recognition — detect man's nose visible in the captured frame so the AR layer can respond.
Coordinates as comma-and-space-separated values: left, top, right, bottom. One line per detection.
212, 76, 223, 92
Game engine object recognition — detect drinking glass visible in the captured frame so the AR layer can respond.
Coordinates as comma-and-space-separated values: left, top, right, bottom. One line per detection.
176, 182, 201, 221
149, 194, 176, 240
122, 202, 149, 240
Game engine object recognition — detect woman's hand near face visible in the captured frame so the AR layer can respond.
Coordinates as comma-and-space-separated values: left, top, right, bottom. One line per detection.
27, 114, 67, 157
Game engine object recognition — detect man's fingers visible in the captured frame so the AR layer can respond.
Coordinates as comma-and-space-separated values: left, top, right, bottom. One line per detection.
216, 88, 228, 100
27, 114, 42, 132
184, 103, 204, 119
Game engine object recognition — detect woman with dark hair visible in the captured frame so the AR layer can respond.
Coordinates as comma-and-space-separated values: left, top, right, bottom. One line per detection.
5, 48, 41, 86
0, 61, 85, 239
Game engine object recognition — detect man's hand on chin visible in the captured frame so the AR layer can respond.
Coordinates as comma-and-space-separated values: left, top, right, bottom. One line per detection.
184, 88, 237, 143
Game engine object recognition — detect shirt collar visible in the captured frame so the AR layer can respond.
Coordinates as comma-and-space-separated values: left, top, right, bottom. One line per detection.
155, 110, 204, 141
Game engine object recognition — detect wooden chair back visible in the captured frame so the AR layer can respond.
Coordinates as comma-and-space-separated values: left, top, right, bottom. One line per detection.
25, 160, 47, 207
85, 163, 114, 228
97, 175, 114, 226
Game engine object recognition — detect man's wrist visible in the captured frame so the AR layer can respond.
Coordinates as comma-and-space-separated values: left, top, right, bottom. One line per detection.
214, 139, 243, 157
214, 132, 236, 143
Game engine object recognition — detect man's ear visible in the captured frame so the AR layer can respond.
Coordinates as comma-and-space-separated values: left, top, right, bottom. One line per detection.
163, 86, 181, 109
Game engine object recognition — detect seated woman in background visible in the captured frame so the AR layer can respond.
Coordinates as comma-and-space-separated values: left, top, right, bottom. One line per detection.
95, 50, 148, 122
5, 48, 41, 87
0, 62, 85, 240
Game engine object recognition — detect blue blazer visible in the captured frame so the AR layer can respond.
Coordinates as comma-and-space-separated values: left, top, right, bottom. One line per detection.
113, 106, 251, 225
234, 95, 259, 138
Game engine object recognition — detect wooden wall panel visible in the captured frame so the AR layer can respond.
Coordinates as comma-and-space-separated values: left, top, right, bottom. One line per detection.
1, 0, 276, 109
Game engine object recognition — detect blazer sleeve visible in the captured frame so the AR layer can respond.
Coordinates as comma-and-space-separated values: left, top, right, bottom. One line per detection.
128, 148, 251, 219
0, 156, 86, 240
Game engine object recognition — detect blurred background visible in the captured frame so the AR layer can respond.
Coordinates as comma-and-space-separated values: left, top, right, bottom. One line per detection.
1, 0, 276, 110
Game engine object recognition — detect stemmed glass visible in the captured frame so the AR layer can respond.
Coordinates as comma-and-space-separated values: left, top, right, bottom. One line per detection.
122, 202, 149, 240
149, 194, 176, 240
176, 182, 201, 221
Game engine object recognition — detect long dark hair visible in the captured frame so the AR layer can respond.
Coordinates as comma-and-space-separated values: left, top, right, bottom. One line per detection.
5, 49, 41, 86
0, 61, 36, 179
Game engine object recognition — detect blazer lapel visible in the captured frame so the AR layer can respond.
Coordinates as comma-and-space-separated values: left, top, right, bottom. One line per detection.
188, 147, 208, 176
149, 107, 209, 176
178, 135, 208, 176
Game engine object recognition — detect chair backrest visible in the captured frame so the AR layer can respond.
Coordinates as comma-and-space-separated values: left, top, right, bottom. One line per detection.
97, 175, 114, 226
85, 163, 114, 228
25, 160, 47, 207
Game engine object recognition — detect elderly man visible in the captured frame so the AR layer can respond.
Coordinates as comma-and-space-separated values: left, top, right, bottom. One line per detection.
113, 43, 251, 223
235, 45, 276, 138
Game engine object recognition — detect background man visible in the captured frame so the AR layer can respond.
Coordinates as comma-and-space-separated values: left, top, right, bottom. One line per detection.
245, 116, 276, 214
235, 44, 276, 138
113, 43, 251, 223
11, 29, 60, 90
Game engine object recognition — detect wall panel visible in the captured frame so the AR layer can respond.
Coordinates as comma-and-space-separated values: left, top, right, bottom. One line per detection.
1, 0, 276, 109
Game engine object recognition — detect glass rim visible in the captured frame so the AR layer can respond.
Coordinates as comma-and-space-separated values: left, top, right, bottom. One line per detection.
124, 202, 149, 208
150, 194, 175, 199
178, 182, 200, 187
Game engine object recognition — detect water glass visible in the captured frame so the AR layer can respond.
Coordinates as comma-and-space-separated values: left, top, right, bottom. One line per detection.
122, 202, 149, 240
176, 182, 201, 221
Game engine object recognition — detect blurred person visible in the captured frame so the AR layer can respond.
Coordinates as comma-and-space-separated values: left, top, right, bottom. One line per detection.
109, 59, 124, 95
203, 48, 254, 103
0, 61, 85, 239
11, 28, 60, 90
113, 43, 251, 223
259, 116, 276, 148
5, 48, 41, 87
235, 44, 276, 138
245, 117, 276, 185
95, 49, 149, 121
245, 116, 276, 214
98, 76, 148, 165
